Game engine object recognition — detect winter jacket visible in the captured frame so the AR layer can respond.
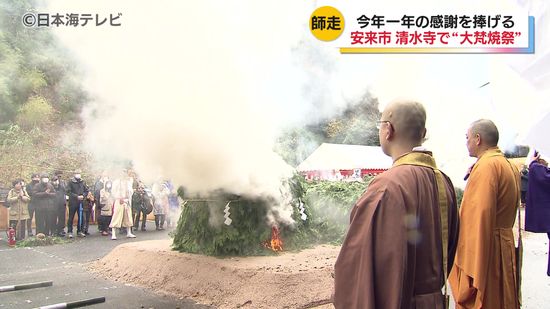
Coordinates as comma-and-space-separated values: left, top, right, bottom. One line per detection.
7, 188, 30, 221
131, 191, 152, 212
52, 183, 67, 210
83, 192, 95, 212
26, 180, 39, 210
67, 177, 89, 208
99, 188, 113, 216
32, 182, 56, 210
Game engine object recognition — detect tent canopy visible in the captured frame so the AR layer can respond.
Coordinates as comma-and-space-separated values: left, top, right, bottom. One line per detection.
296, 143, 392, 172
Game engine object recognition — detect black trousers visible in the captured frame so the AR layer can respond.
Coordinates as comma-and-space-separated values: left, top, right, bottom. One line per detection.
26, 205, 35, 235
133, 209, 147, 230
80, 211, 91, 233
9, 220, 26, 240
95, 206, 101, 229
99, 215, 112, 232
67, 205, 82, 233
36, 208, 56, 236
45, 208, 56, 236
35, 207, 45, 235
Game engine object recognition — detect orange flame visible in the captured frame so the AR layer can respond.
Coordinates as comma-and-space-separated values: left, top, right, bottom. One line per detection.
263, 226, 283, 252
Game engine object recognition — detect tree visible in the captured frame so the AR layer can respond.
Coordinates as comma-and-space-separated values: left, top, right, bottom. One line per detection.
274, 127, 323, 167
16, 96, 53, 129
0, 0, 91, 186
0, 124, 93, 188
0, 0, 88, 129
323, 92, 381, 146
275, 91, 381, 166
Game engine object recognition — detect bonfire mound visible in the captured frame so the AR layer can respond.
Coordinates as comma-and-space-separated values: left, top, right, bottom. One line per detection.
89, 240, 338, 309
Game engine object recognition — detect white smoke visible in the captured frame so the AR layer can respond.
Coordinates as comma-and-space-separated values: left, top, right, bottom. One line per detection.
45, 0, 549, 197
44, 1, 320, 227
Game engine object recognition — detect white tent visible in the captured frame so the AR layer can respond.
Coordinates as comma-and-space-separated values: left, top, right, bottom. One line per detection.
296, 143, 392, 172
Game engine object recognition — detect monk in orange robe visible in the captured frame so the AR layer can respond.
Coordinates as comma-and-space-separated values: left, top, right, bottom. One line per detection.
449, 119, 520, 309
334, 100, 459, 309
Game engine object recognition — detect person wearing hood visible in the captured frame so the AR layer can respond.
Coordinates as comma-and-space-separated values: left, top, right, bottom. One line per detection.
32, 173, 56, 236
66, 170, 89, 238
25, 173, 40, 237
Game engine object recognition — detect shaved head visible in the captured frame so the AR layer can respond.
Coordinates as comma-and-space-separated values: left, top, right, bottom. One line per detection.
470, 119, 499, 147
382, 100, 427, 144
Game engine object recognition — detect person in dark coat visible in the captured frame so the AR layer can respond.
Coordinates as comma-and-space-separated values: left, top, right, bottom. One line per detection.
66, 170, 89, 238
32, 173, 56, 236
131, 184, 151, 231
525, 152, 550, 276
52, 174, 67, 237
25, 173, 40, 236
81, 191, 95, 235
520, 165, 529, 207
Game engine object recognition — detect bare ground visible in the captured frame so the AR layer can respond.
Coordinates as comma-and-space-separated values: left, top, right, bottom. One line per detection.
89, 217, 550, 309
89, 240, 338, 309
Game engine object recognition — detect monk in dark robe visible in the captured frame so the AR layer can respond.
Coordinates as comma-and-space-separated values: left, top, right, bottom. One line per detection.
333, 100, 459, 309
449, 119, 520, 309
525, 153, 550, 275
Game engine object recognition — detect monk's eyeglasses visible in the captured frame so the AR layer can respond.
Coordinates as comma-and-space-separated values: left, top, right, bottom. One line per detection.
376, 120, 391, 129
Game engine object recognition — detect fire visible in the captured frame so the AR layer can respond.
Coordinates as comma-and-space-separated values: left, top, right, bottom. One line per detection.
263, 226, 283, 252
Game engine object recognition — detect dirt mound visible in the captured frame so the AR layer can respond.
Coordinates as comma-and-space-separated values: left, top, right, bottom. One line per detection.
89, 240, 338, 308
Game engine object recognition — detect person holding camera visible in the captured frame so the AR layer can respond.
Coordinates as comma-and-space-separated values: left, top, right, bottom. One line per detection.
7, 179, 31, 240
132, 184, 152, 232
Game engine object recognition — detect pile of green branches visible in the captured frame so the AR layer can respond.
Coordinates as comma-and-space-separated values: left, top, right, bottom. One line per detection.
172, 196, 272, 256
171, 176, 370, 256
15, 236, 68, 248
300, 179, 370, 245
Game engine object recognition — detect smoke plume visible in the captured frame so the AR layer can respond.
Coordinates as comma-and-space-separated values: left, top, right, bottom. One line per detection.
46, 0, 550, 198
45, 1, 319, 223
